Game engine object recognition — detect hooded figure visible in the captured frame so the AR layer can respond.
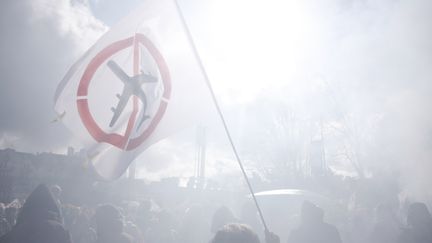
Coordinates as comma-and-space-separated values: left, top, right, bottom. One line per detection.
398, 202, 432, 243
0, 184, 72, 243
94, 204, 133, 243
369, 204, 401, 243
287, 201, 341, 243
211, 206, 238, 233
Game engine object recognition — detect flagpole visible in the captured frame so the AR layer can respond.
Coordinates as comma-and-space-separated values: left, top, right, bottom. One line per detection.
173, 0, 269, 232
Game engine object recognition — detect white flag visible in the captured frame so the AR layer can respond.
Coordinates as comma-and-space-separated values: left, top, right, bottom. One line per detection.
54, 0, 217, 180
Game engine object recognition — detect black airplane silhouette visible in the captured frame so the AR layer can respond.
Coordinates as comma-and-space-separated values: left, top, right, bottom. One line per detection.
106, 60, 158, 130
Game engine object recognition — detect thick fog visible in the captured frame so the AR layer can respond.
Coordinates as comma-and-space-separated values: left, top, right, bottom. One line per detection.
140, 0, 432, 202
0, 0, 106, 150
1, 0, 432, 201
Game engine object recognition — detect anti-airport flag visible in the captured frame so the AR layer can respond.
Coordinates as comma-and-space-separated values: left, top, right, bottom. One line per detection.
54, 0, 217, 180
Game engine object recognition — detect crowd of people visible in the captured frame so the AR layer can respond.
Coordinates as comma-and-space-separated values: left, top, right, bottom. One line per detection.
0, 184, 432, 243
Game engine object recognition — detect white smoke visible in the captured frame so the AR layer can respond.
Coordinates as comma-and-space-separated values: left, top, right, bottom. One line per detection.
0, 0, 107, 151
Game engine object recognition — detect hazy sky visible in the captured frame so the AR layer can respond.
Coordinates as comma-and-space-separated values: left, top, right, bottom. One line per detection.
1, 0, 432, 198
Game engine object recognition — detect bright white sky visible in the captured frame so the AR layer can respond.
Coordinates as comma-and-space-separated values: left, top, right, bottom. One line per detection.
91, 0, 328, 102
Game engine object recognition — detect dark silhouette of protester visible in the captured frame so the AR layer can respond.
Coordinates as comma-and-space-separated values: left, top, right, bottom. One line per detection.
211, 206, 238, 233
346, 210, 370, 243
210, 223, 280, 243
0, 184, 72, 243
0, 203, 11, 237
124, 220, 144, 243
210, 223, 261, 243
178, 205, 209, 243
4, 203, 19, 228
70, 208, 97, 243
145, 210, 177, 243
287, 201, 342, 243
94, 204, 133, 243
240, 202, 263, 239
50, 185, 62, 205
136, 200, 154, 234
398, 202, 432, 243
369, 204, 400, 243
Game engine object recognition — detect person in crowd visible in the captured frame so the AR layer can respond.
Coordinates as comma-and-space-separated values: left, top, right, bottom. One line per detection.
94, 204, 133, 243
368, 203, 400, 243
144, 210, 177, 243
178, 204, 210, 243
51, 184, 66, 227
136, 200, 154, 234
398, 202, 432, 243
211, 223, 260, 243
4, 203, 19, 227
69, 208, 97, 243
210, 223, 280, 243
0, 184, 72, 243
50, 185, 62, 206
63, 205, 80, 231
124, 220, 144, 243
345, 209, 371, 243
287, 201, 342, 243
240, 202, 262, 238
211, 206, 238, 233
0, 203, 11, 237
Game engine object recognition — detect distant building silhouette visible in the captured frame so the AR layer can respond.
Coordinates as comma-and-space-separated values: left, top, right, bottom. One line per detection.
0, 148, 88, 203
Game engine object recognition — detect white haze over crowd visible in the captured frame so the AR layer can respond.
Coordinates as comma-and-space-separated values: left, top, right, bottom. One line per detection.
0, 0, 432, 200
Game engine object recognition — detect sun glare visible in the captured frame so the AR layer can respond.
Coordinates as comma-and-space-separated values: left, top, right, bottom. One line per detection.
203, 0, 323, 104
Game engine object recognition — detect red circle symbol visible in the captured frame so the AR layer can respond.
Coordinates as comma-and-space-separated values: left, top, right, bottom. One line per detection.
76, 33, 171, 151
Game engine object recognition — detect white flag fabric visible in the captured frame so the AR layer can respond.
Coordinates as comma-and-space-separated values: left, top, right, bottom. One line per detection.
54, 0, 217, 180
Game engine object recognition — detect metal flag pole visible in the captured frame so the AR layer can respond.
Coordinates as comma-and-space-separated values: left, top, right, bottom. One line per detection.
173, 0, 269, 232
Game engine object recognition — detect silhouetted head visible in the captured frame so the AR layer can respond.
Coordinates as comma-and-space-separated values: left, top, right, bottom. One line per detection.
95, 204, 124, 235
241, 202, 257, 220
407, 202, 432, 228
139, 200, 152, 212
301, 201, 324, 224
211, 206, 237, 233
16, 184, 62, 225
210, 223, 260, 243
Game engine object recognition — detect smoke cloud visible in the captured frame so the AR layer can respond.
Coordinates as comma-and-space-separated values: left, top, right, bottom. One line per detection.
0, 0, 106, 151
